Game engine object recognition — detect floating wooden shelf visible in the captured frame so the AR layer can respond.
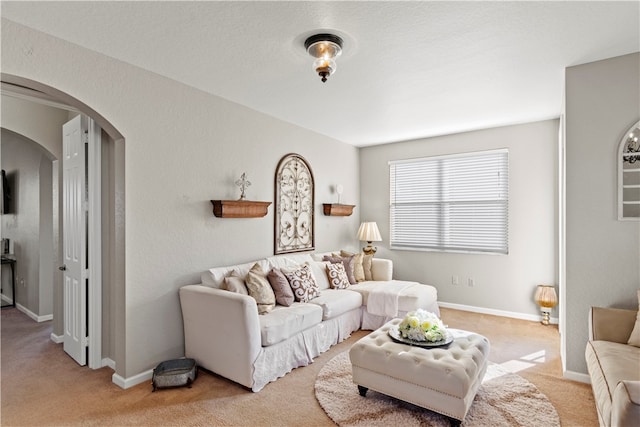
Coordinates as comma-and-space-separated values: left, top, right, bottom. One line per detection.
322, 203, 355, 216
211, 200, 272, 218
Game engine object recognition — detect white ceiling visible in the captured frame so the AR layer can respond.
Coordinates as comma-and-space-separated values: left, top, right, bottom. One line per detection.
2, 1, 639, 146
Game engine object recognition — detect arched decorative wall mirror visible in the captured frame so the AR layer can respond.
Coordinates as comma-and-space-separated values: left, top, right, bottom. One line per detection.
618, 120, 640, 220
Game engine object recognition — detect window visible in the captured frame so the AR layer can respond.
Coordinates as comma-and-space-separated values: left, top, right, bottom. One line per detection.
389, 149, 509, 254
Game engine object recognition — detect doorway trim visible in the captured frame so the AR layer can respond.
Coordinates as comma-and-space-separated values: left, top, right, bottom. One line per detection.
87, 118, 102, 369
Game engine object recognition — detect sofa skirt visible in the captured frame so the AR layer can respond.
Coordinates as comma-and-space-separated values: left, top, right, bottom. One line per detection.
251, 307, 362, 392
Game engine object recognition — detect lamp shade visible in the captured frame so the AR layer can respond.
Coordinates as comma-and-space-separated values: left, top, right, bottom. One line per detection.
534, 285, 558, 309
357, 222, 382, 242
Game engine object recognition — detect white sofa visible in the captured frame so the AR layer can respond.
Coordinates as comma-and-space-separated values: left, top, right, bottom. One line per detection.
179, 251, 439, 392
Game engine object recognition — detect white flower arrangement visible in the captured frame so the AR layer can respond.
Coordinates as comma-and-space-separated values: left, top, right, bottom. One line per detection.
398, 309, 447, 342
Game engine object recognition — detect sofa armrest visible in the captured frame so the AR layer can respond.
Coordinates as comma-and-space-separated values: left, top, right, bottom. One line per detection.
179, 285, 262, 389
371, 258, 393, 281
612, 380, 640, 427
589, 306, 637, 343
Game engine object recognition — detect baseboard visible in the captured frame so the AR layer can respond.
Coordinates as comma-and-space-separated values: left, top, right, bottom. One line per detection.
16, 303, 53, 322
50, 332, 63, 344
1, 293, 13, 304
102, 358, 116, 370
112, 368, 153, 389
438, 301, 558, 324
564, 370, 590, 384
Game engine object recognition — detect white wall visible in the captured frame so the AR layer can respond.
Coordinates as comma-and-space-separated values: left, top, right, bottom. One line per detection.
2, 19, 361, 379
564, 52, 640, 375
0, 129, 54, 317
360, 119, 558, 318
1, 95, 68, 329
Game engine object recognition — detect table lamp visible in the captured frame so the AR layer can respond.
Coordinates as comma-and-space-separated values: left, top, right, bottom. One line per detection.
357, 222, 382, 255
534, 284, 558, 326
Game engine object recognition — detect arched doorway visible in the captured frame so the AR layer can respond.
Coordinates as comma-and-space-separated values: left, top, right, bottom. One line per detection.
1, 74, 125, 373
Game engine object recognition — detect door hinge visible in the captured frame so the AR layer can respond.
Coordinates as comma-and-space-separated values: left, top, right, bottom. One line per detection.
82, 336, 89, 347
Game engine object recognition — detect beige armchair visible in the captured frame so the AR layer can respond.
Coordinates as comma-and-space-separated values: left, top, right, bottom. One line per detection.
586, 306, 640, 427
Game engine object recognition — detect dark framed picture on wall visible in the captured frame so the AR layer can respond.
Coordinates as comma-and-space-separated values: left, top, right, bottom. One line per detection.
274, 153, 315, 254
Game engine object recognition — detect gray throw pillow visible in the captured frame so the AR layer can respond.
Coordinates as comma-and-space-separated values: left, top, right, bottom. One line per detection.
267, 268, 295, 307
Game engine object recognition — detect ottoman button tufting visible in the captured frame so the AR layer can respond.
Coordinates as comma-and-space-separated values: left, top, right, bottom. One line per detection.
350, 321, 490, 424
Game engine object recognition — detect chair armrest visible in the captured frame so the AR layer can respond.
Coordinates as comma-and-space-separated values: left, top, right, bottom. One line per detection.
371, 258, 393, 281
179, 285, 261, 389
612, 381, 640, 427
589, 306, 637, 343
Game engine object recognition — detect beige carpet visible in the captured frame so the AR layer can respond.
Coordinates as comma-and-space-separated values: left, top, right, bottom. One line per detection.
1, 307, 597, 426
315, 351, 560, 427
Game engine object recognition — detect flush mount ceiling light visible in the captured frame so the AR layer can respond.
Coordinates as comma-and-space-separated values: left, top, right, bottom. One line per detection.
304, 33, 343, 83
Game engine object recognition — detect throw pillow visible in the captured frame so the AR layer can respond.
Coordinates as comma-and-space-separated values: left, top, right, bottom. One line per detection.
267, 268, 295, 307
323, 255, 357, 284
627, 289, 640, 347
340, 250, 365, 282
326, 262, 350, 289
223, 273, 248, 295
362, 253, 374, 281
245, 263, 276, 314
283, 263, 320, 303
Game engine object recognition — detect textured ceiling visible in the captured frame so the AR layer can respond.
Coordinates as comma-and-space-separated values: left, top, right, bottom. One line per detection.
2, 1, 639, 146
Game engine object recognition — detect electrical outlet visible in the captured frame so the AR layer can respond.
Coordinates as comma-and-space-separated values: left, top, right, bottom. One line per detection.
468, 278, 475, 287
452, 276, 459, 285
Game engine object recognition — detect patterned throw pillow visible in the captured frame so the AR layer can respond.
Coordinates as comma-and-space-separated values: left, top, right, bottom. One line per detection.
323, 255, 357, 284
326, 262, 350, 289
283, 263, 320, 303
245, 263, 276, 314
267, 268, 295, 307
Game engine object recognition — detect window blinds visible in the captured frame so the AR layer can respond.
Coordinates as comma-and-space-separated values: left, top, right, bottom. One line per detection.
389, 149, 509, 254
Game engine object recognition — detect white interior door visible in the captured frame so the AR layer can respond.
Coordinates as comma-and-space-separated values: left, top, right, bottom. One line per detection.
62, 115, 87, 366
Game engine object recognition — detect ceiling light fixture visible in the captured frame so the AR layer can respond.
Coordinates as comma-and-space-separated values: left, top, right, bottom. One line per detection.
304, 33, 343, 83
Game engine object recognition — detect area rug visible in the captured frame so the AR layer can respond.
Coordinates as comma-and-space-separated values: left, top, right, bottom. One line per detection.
315, 351, 560, 426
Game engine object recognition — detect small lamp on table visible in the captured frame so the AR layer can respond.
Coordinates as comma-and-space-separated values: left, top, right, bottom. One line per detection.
534, 284, 558, 326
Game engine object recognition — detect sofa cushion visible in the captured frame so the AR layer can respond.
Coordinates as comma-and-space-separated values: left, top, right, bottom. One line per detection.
283, 263, 320, 303
308, 289, 363, 320
267, 268, 294, 307
309, 261, 331, 290
266, 253, 314, 270
245, 263, 276, 314
258, 303, 323, 346
326, 262, 350, 289
586, 340, 640, 425
351, 280, 438, 313
202, 259, 269, 288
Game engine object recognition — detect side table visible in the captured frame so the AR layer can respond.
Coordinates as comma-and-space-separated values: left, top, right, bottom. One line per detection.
1, 254, 16, 308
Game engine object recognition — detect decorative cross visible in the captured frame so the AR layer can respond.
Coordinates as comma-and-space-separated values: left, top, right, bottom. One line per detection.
235, 172, 251, 200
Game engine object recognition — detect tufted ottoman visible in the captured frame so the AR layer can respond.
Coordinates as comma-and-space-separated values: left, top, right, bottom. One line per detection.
349, 318, 490, 426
